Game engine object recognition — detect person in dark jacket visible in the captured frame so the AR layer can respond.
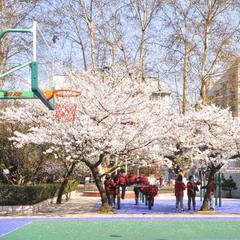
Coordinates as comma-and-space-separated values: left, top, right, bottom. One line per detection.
133, 177, 141, 205
187, 175, 199, 211
175, 174, 186, 212
104, 175, 116, 207
159, 175, 164, 187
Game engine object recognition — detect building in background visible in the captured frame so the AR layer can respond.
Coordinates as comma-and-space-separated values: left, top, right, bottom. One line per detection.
207, 58, 240, 117
207, 58, 240, 197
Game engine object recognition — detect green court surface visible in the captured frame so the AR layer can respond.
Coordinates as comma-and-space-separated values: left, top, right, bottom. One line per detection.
1, 220, 240, 240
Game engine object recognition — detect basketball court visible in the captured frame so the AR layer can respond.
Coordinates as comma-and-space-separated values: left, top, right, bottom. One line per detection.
1, 193, 240, 240
1, 217, 240, 240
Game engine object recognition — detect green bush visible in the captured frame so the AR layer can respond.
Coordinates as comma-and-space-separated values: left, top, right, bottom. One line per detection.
64, 180, 79, 194
0, 180, 79, 205
0, 184, 60, 205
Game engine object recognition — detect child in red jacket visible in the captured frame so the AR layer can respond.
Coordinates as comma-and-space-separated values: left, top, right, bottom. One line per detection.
115, 169, 128, 199
187, 175, 199, 211
104, 175, 116, 207
201, 177, 215, 210
175, 174, 186, 212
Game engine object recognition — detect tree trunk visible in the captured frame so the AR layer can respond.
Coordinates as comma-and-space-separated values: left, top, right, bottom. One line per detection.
139, 30, 145, 82
56, 178, 69, 204
199, 21, 210, 104
56, 162, 75, 204
90, 166, 109, 209
89, 22, 96, 71
200, 80, 208, 103
182, 42, 189, 115
200, 163, 223, 211
199, 170, 214, 211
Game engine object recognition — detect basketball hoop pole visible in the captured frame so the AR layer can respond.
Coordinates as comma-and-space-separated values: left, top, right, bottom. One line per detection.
0, 21, 55, 110
33, 21, 37, 61
0, 28, 32, 40
0, 21, 34, 79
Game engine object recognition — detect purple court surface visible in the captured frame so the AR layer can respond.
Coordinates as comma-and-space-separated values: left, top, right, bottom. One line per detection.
114, 197, 240, 214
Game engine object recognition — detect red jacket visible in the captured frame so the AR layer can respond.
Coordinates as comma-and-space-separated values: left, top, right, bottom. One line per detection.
201, 180, 215, 196
117, 173, 128, 186
159, 176, 164, 184
104, 179, 116, 195
139, 174, 149, 185
207, 180, 215, 196
127, 173, 137, 185
175, 180, 186, 197
187, 181, 199, 197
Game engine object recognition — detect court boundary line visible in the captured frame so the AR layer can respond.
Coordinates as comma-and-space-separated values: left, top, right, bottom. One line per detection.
0, 220, 33, 238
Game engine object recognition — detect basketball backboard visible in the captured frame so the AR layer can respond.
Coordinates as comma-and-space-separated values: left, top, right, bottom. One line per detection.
0, 21, 55, 110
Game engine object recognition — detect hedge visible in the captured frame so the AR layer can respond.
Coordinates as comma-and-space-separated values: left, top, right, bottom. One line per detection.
0, 180, 79, 205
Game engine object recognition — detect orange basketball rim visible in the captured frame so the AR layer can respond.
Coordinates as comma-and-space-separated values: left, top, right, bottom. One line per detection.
44, 89, 81, 100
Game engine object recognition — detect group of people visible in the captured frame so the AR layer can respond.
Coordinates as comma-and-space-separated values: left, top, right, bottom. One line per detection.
104, 169, 128, 208
104, 170, 157, 208
175, 174, 215, 212
104, 171, 215, 212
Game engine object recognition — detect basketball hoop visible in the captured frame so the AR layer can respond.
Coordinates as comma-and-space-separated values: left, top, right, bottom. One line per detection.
44, 89, 81, 100
45, 89, 81, 124
54, 89, 81, 98
55, 103, 77, 123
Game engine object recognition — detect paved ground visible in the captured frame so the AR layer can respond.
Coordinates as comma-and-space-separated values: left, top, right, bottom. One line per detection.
35, 193, 98, 217
1, 191, 240, 218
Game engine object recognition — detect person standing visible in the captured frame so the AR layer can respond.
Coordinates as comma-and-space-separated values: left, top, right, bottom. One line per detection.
175, 174, 186, 212
159, 175, 164, 187
133, 177, 141, 205
187, 175, 199, 211
116, 169, 128, 199
104, 175, 116, 208
201, 177, 215, 210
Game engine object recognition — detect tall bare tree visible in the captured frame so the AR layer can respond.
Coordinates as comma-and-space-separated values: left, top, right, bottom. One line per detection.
192, 0, 240, 104
161, 1, 197, 114
129, 0, 161, 82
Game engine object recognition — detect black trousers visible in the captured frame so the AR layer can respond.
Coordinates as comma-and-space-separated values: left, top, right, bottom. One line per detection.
188, 195, 196, 210
118, 185, 126, 199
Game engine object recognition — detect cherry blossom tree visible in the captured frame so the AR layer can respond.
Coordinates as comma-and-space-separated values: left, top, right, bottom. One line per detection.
0, 70, 173, 209
163, 105, 240, 210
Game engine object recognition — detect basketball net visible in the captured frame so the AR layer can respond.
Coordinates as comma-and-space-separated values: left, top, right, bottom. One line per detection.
55, 102, 77, 123
52, 90, 80, 124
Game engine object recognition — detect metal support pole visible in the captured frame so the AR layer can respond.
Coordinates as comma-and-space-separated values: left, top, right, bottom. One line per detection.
137, 166, 140, 177
199, 170, 203, 201
219, 173, 222, 207
0, 61, 32, 78
0, 28, 32, 39
117, 187, 120, 209
125, 159, 128, 175
32, 21, 37, 61
215, 174, 218, 207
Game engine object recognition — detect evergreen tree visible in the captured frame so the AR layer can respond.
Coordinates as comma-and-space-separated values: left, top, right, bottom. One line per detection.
222, 175, 237, 198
